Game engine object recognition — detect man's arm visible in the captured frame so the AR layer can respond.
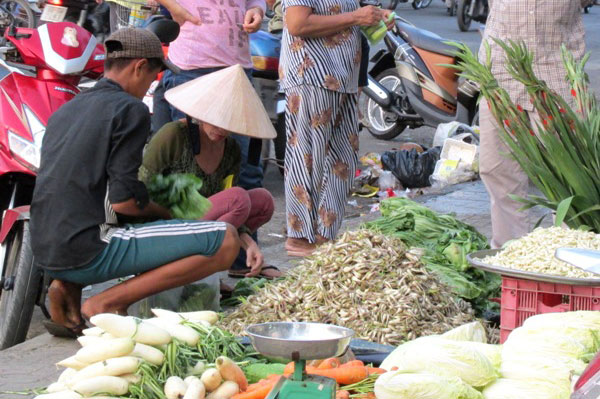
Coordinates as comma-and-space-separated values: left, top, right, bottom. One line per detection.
112, 198, 171, 220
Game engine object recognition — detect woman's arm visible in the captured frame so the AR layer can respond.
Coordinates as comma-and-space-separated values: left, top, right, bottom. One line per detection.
156, 0, 200, 25
285, 5, 385, 38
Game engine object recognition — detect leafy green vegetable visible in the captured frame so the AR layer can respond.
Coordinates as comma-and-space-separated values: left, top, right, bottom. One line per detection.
221, 278, 269, 307
147, 173, 212, 219
363, 198, 499, 314
242, 363, 286, 384
375, 372, 484, 399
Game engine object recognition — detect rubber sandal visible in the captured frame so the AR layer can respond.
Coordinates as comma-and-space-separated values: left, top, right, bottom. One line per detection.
228, 265, 282, 280
43, 320, 86, 339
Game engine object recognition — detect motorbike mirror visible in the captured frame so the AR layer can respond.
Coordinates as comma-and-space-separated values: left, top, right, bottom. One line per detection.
145, 18, 180, 44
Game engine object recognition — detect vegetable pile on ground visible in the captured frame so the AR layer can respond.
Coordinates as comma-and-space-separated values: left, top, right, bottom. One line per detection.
222, 229, 475, 345
147, 173, 212, 219
375, 313, 600, 399
364, 198, 500, 314
482, 226, 600, 279
452, 40, 600, 232
37, 309, 258, 399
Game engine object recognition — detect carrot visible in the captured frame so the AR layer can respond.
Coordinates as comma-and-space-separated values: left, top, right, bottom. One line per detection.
232, 379, 277, 399
308, 359, 323, 368
283, 362, 295, 375
366, 367, 386, 375
339, 360, 364, 368
308, 366, 369, 385
317, 358, 341, 369
356, 393, 376, 399
390, 366, 399, 371
336, 390, 350, 399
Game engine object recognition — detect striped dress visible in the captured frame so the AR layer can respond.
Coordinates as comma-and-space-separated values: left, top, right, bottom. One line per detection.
280, 0, 361, 243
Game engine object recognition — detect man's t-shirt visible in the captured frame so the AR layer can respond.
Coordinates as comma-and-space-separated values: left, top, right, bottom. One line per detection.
31, 79, 150, 271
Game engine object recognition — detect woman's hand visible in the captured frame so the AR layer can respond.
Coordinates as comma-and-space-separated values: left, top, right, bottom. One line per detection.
352, 5, 385, 26
170, 4, 201, 25
245, 241, 264, 277
243, 7, 264, 33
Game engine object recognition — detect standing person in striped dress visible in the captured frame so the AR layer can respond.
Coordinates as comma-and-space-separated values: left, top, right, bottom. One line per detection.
281, 0, 393, 257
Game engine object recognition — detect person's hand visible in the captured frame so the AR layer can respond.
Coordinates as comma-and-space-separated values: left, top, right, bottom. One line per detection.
245, 242, 264, 277
243, 7, 263, 33
353, 5, 384, 27
95, 0, 103, 4
383, 9, 395, 30
171, 5, 201, 26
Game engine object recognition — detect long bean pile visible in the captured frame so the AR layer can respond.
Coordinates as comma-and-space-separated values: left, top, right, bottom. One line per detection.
222, 230, 475, 345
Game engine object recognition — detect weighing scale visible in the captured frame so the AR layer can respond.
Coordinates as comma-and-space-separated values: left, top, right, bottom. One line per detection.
246, 322, 354, 399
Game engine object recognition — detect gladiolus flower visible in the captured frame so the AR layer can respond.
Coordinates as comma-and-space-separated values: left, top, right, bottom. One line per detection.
517, 105, 524, 112
571, 89, 577, 97
559, 108, 566, 113
504, 119, 511, 127
529, 129, 535, 136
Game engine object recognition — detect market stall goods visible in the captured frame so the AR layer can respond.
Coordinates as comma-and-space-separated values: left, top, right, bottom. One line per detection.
482, 227, 600, 279
222, 230, 475, 345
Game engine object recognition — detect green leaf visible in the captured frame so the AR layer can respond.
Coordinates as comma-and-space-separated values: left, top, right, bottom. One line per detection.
554, 196, 574, 227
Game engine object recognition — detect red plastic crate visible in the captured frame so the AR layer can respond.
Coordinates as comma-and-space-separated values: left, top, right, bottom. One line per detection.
500, 276, 600, 343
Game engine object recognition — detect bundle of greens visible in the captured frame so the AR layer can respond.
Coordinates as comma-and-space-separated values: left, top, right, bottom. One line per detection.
364, 198, 499, 314
450, 40, 600, 231
147, 173, 212, 220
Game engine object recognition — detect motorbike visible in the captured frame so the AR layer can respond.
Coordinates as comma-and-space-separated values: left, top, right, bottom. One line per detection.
39, 0, 110, 40
360, 6, 480, 140
250, 29, 285, 175
0, 0, 35, 28
456, 0, 488, 32
395, 0, 433, 9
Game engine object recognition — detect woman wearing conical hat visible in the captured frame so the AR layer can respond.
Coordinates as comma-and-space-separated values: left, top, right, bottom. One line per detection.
139, 65, 282, 279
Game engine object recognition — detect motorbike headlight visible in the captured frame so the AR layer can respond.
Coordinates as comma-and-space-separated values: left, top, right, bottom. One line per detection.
7, 106, 46, 171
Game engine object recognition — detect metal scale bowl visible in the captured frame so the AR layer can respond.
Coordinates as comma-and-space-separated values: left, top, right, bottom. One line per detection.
246, 322, 354, 399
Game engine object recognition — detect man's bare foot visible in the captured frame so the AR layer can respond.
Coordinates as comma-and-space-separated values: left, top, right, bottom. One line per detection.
285, 237, 316, 257
48, 280, 85, 332
316, 235, 331, 246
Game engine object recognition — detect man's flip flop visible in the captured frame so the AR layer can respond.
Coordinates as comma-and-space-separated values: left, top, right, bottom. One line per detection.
43, 320, 87, 339
227, 265, 282, 280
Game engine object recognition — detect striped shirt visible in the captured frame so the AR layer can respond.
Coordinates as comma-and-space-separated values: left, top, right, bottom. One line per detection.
280, 0, 361, 93
479, 0, 592, 111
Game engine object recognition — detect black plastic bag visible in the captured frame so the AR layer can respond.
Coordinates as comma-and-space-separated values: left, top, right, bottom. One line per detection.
381, 147, 442, 188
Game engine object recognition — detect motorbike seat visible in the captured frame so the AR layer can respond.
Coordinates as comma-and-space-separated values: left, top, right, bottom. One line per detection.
397, 22, 456, 57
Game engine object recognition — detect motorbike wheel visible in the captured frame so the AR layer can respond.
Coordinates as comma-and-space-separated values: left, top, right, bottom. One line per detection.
364, 68, 409, 141
457, 0, 472, 31
412, 0, 433, 9
0, 0, 35, 28
273, 113, 286, 176
0, 221, 40, 350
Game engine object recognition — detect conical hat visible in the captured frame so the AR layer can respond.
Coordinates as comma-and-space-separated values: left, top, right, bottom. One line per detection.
165, 65, 277, 140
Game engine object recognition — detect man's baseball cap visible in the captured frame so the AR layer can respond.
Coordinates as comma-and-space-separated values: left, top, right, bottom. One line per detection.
104, 28, 180, 73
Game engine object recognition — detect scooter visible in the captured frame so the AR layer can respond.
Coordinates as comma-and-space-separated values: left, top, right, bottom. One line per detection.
39, 0, 110, 41
0, 0, 36, 28
0, 15, 178, 350
360, 12, 480, 140
456, 0, 488, 32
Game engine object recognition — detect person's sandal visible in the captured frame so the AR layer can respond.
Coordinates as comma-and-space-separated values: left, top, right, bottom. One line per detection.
43, 320, 87, 338
227, 265, 282, 280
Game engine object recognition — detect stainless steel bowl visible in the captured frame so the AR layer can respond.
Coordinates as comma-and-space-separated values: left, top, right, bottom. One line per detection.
246, 322, 354, 360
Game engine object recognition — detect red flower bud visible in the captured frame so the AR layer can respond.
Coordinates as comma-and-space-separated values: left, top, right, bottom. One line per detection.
504, 119, 510, 127
571, 89, 577, 97
529, 129, 535, 136
559, 108, 566, 113
542, 119, 548, 126
517, 105, 524, 112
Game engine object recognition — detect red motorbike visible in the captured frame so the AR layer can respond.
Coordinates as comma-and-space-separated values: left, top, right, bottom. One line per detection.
0, 16, 104, 349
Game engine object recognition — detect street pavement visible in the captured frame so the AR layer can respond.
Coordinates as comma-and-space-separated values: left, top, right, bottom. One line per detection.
1, 3, 599, 395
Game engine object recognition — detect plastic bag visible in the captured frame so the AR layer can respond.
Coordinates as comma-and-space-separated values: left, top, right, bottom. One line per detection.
432, 122, 479, 147
129, 273, 220, 318
374, 372, 483, 399
380, 337, 499, 387
381, 147, 442, 188
482, 378, 571, 399
442, 321, 488, 343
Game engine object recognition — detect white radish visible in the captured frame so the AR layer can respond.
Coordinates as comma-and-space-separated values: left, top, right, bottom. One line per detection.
163, 323, 201, 346
151, 308, 185, 323
90, 314, 171, 346
206, 381, 239, 399
71, 356, 140, 383
72, 376, 129, 396
187, 361, 206, 376
131, 342, 165, 365
120, 373, 142, 384
179, 311, 218, 325
77, 335, 106, 347
58, 368, 77, 384
74, 337, 134, 363
81, 327, 103, 337
46, 382, 67, 393
164, 376, 188, 399
34, 391, 81, 399
56, 356, 88, 370
183, 377, 206, 399
200, 368, 222, 392
81, 397, 124, 399
184, 375, 202, 386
